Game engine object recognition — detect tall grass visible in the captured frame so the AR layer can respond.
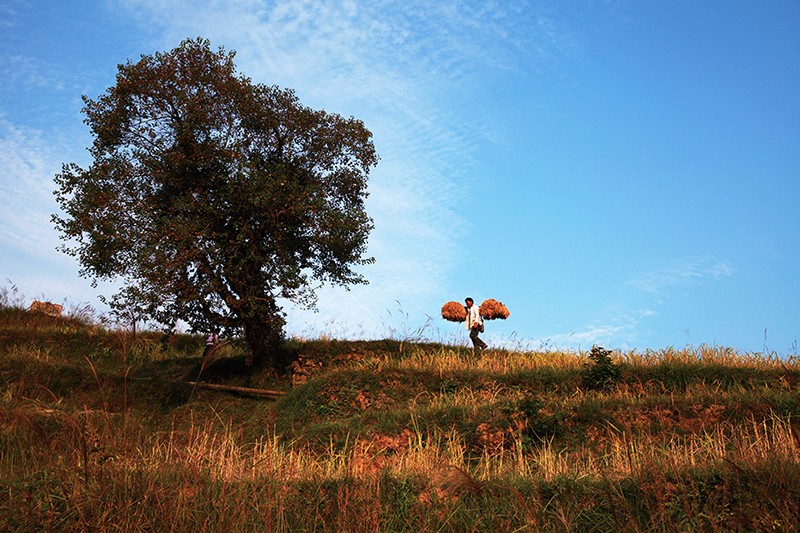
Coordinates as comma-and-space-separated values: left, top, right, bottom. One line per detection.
3, 405, 797, 531
2, 308, 799, 531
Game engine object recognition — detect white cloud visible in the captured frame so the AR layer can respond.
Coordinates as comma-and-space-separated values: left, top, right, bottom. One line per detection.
629, 257, 735, 294
544, 258, 736, 351
0, 119, 61, 255
0, 2, 18, 29
0, 118, 105, 305
1, 0, 579, 337
546, 307, 657, 351
0, 55, 52, 89
110, 0, 545, 336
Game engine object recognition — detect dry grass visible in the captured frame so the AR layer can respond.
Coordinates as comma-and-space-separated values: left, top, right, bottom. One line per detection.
2, 309, 799, 531
440, 301, 466, 322
479, 298, 510, 320
5, 400, 797, 530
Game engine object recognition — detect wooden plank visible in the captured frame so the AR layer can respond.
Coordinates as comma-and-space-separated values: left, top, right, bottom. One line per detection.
185, 381, 285, 397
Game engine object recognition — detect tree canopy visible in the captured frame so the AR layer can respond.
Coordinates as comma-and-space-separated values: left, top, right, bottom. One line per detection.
53, 38, 378, 368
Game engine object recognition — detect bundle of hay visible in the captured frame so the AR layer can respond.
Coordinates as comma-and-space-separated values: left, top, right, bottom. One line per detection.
441, 301, 467, 322
479, 299, 510, 320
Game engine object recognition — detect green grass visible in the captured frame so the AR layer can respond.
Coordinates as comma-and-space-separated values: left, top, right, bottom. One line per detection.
1, 304, 799, 531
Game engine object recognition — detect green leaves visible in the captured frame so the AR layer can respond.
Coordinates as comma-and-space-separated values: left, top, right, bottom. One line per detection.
53, 38, 378, 368
581, 346, 623, 390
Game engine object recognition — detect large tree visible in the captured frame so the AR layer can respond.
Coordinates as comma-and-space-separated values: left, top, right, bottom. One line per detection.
53, 38, 378, 368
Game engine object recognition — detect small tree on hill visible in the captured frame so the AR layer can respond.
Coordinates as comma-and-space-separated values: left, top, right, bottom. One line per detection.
53, 38, 378, 369
581, 346, 622, 390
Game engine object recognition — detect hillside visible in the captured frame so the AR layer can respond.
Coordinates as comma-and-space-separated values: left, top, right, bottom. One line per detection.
1, 306, 799, 531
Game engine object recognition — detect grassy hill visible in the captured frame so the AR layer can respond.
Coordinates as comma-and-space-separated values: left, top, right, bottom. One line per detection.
1, 304, 798, 531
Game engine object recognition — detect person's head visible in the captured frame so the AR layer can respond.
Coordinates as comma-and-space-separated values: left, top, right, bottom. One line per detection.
465, 297, 474, 307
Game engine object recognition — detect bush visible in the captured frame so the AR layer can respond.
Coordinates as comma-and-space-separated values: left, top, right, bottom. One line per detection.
582, 346, 622, 390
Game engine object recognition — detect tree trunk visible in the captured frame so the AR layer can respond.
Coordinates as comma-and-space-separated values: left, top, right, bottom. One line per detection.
243, 314, 284, 369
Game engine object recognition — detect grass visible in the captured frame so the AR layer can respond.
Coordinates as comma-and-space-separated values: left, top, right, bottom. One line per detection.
1, 301, 799, 531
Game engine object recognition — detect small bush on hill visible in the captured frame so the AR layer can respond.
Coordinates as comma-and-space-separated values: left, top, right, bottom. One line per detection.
582, 346, 622, 390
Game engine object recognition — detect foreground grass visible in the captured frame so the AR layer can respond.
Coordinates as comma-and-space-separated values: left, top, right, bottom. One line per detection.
1, 306, 799, 531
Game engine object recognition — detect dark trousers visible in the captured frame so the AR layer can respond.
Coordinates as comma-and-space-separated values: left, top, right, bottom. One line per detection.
470, 327, 487, 350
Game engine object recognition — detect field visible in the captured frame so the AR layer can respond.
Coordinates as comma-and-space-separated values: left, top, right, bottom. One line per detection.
1, 302, 799, 532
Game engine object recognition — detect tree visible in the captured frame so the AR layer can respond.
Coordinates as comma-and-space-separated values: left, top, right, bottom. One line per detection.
53, 38, 378, 369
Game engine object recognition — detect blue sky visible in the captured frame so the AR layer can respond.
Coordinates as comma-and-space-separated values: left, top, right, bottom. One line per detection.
1, 1, 798, 354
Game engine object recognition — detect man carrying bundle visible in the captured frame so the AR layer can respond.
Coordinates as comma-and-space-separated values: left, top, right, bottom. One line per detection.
202, 331, 219, 359
465, 297, 488, 353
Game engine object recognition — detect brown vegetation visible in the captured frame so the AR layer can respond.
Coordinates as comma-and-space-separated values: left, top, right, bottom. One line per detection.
1, 305, 799, 531
479, 298, 510, 320
440, 301, 467, 322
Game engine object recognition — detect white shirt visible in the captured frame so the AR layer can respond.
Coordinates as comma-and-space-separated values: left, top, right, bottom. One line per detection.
465, 304, 482, 330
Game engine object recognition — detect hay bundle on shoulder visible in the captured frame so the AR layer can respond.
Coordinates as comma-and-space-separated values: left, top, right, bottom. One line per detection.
479, 299, 510, 320
441, 301, 467, 322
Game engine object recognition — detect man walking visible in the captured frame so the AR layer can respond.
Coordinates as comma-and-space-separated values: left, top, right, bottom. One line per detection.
465, 297, 487, 353
202, 331, 219, 359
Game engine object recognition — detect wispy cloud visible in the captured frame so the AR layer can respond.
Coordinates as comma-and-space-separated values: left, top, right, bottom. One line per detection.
0, 119, 61, 255
0, 2, 18, 29
0, 55, 52, 89
548, 307, 656, 351
628, 257, 735, 294
110, 0, 570, 335
0, 1, 577, 334
0, 118, 102, 303
544, 257, 736, 351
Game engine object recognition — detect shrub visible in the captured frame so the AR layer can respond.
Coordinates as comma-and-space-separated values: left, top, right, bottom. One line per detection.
582, 346, 622, 390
